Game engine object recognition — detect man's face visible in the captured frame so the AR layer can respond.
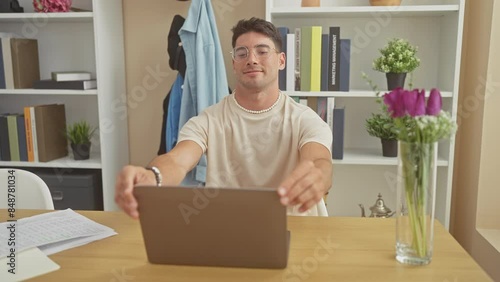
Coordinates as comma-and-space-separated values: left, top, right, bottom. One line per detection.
232, 31, 285, 91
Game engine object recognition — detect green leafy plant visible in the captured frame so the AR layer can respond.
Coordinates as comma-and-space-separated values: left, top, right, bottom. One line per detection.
362, 72, 397, 140
373, 38, 420, 73
365, 113, 397, 140
65, 121, 97, 145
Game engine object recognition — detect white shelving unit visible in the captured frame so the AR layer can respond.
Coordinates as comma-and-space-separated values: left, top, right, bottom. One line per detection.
267, 0, 465, 229
0, 0, 128, 211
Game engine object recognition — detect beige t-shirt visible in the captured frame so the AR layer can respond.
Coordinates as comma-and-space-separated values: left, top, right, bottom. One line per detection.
178, 93, 332, 216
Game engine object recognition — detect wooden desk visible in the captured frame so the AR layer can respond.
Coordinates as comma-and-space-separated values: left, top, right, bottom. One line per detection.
1, 210, 492, 281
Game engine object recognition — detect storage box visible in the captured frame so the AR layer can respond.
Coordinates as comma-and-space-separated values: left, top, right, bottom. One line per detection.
37, 170, 103, 210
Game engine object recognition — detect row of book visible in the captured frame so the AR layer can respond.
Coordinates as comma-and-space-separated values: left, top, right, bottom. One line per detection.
34, 72, 97, 90
291, 96, 345, 159
0, 104, 68, 162
0, 36, 40, 89
278, 26, 350, 92
1, 35, 97, 90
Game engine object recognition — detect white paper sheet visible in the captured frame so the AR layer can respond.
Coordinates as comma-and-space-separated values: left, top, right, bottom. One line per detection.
0, 209, 117, 258
0, 247, 60, 282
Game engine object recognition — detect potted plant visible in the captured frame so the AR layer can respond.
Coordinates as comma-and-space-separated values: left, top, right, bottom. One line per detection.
65, 120, 97, 160
365, 112, 398, 157
373, 38, 420, 90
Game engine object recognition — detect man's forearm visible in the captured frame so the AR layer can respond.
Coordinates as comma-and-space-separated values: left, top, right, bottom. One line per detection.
314, 158, 333, 192
144, 140, 203, 186
147, 154, 190, 186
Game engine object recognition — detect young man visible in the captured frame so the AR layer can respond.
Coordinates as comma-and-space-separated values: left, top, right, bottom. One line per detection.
115, 17, 333, 218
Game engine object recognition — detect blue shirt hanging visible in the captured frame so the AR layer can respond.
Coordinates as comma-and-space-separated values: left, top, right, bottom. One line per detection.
178, 0, 229, 185
166, 74, 184, 153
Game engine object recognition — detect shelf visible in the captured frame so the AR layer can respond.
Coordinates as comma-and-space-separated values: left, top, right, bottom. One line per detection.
286, 90, 453, 98
270, 5, 459, 19
333, 148, 449, 166
0, 89, 97, 95
0, 12, 93, 23
0, 153, 101, 169
477, 228, 500, 253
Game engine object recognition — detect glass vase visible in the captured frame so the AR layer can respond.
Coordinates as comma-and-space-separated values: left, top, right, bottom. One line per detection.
396, 141, 438, 265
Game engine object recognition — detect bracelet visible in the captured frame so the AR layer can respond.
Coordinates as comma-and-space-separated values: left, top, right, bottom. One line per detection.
145, 166, 162, 187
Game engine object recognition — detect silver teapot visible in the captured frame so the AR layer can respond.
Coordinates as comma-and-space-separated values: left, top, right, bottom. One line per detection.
359, 193, 395, 218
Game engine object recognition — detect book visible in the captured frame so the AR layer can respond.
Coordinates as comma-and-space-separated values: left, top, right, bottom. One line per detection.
310, 26, 322, 91
300, 26, 312, 91
286, 33, 295, 91
317, 97, 327, 122
326, 97, 335, 132
10, 38, 40, 89
300, 26, 322, 91
24, 107, 35, 162
1, 37, 14, 89
332, 106, 345, 160
294, 28, 301, 91
52, 71, 91, 82
321, 34, 330, 92
0, 115, 10, 161
0, 42, 5, 89
34, 104, 68, 162
33, 79, 97, 90
30, 106, 39, 162
17, 114, 28, 161
7, 115, 20, 161
307, 97, 318, 112
277, 27, 288, 91
328, 27, 341, 91
339, 39, 351, 92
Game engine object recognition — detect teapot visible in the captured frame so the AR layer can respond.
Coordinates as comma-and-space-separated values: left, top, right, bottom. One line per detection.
359, 193, 395, 218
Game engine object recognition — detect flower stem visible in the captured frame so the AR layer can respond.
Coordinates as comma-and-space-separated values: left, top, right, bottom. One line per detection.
401, 142, 433, 258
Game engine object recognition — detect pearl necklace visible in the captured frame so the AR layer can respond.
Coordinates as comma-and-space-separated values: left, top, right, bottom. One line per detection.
232, 91, 282, 114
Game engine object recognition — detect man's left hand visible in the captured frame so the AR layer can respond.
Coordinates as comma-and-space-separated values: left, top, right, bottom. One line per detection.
278, 159, 329, 213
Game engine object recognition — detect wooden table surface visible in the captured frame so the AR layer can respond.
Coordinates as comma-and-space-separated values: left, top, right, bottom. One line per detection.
0, 210, 492, 282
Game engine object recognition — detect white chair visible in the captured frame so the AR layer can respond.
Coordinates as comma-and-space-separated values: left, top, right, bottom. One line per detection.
317, 198, 329, 216
0, 169, 55, 210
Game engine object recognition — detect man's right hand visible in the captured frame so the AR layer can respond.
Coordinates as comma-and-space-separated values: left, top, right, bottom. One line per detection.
115, 165, 156, 219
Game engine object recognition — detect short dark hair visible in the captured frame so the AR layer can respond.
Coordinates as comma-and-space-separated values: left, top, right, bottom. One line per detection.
231, 17, 282, 52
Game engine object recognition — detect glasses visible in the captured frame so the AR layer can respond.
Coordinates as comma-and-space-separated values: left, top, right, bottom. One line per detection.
230, 45, 279, 62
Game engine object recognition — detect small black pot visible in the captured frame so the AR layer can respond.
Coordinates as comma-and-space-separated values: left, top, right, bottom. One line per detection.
386, 72, 407, 90
71, 142, 91, 160
381, 139, 398, 157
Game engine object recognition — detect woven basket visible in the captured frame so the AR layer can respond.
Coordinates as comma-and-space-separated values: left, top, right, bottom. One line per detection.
369, 0, 401, 6
301, 0, 320, 7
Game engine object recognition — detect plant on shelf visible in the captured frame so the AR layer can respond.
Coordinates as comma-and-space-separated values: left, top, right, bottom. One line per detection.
365, 112, 398, 157
362, 71, 404, 157
65, 120, 97, 160
373, 38, 420, 90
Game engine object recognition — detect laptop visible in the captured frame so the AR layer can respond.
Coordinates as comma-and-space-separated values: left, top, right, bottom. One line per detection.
133, 185, 290, 269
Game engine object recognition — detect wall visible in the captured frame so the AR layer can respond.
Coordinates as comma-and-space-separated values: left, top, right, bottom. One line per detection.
451, 0, 500, 280
123, 0, 265, 166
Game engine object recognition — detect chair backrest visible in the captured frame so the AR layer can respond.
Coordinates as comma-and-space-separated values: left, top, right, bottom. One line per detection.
0, 169, 55, 210
317, 198, 329, 216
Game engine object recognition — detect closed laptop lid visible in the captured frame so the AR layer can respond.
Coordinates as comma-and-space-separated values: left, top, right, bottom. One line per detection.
133, 185, 289, 269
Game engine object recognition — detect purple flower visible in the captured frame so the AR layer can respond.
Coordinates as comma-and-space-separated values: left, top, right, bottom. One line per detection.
402, 89, 426, 117
383, 88, 406, 118
414, 89, 426, 116
402, 89, 417, 116
426, 88, 442, 116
